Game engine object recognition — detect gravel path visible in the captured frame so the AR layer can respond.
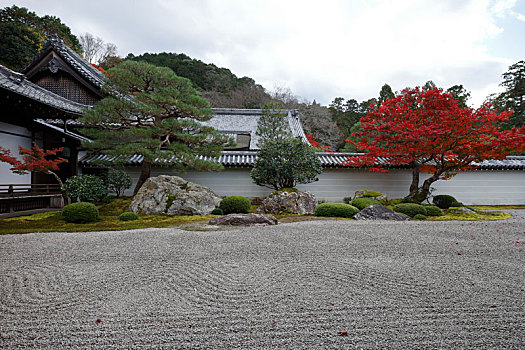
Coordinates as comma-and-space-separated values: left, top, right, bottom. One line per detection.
1, 211, 524, 349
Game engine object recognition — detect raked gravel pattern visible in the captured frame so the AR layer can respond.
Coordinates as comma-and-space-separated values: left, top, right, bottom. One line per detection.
1, 211, 524, 349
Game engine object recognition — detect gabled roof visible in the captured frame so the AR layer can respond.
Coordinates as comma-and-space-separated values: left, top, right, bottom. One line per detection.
201, 108, 310, 150
21, 34, 106, 90
0, 64, 90, 115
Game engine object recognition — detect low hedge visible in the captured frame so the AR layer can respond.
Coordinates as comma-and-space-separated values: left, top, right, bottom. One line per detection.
211, 208, 224, 215
393, 203, 427, 218
424, 205, 444, 217
315, 203, 359, 218
432, 195, 458, 209
355, 190, 383, 198
118, 212, 139, 221
351, 197, 381, 210
219, 196, 251, 214
413, 214, 427, 220
62, 202, 99, 223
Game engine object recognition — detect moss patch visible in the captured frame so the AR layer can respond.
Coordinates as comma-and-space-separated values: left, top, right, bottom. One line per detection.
427, 208, 511, 221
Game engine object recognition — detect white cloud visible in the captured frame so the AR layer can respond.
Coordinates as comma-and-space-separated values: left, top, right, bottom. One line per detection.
3, 0, 520, 106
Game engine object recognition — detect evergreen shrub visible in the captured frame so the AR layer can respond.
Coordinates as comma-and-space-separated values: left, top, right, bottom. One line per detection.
432, 195, 458, 209
62, 175, 108, 202
211, 208, 224, 215
355, 190, 383, 198
118, 212, 139, 221
424, 205, 444, 216
106, 170, 132, 197
393, 203, 427, 218
351, 197, 381, 210
62, 202, 99, 223
219, 196, 251, 214
315, 203, 359, 218
413, 214, 427, 220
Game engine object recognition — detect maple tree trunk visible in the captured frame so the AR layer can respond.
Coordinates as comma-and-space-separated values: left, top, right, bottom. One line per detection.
408, 164, 421, 199
46, 170, 63, 187
419, 172, 443, 200
134, 161, 151, 195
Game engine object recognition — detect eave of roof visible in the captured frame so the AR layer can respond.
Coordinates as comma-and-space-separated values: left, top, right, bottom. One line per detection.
79, 151, 525, 170
34, 119, 91, 142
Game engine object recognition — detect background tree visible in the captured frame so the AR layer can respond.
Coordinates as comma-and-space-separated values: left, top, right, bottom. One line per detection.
446, 84, 471, 108
255, 101, 291, 146
378, 84, 395, 105
250, 138, 322, 190
79, 60, 234, 194
79, 32, 118, 65
0, 5, 80, 69
490, 60, 525, 128
0, 143, 68, 185
344, 87, 525, 201
297, 101, 345, 150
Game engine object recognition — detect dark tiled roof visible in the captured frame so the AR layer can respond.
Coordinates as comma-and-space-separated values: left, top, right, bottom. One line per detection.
0, 64, 90, 115
80, 151, 525, 170
21, 34, 107, 89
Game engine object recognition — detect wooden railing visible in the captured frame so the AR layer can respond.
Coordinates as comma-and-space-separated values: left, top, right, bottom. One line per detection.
0, 184, 64, 214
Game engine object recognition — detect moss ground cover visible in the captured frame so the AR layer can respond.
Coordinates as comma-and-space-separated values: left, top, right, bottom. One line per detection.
0, 198, 213, 235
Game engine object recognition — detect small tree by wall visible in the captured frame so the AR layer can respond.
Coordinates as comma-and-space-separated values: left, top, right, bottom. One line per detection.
0, 143, 67, 185
250, 138, 322, 190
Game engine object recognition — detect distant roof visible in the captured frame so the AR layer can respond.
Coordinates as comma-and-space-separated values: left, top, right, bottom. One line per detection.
80, 151, 525, 170
21, 34, 107, 90
0, 64, 90, 115
201, 108, 310, 150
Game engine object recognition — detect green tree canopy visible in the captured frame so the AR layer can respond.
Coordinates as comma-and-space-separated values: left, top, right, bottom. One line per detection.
250, 138, 322, 190
80, 60, 234, 194
255, 101, 291, 147
493, 60, 525, 128
0, 5, 80, 70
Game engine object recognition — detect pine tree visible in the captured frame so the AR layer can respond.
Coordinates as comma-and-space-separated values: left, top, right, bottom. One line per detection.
80, 60, 234, 194
255, 101, 291, 147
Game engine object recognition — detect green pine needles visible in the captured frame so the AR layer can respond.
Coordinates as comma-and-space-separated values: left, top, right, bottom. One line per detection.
79, 60, 234, 194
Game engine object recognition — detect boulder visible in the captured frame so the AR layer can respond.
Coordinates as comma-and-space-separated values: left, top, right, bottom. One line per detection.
256, 191, 316, 215
448, 207, 476, 214
209, 213, 278, 226
354, 205, 411, 221
130, 175, 221, 215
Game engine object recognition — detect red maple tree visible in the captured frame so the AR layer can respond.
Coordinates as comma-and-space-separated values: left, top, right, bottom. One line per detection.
343, 87, 525, 201
0, 143, 68, 186
306, 133, 334, 152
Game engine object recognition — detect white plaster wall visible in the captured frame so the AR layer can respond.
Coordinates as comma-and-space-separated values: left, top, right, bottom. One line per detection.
122, 166, 525, 205
0, 122, 32, 184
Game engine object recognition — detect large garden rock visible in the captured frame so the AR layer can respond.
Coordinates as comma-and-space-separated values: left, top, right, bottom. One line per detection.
209, 213, 278, 226
354, 205, 411, 221
130, 175, 221, 215
256, 191, 316, 215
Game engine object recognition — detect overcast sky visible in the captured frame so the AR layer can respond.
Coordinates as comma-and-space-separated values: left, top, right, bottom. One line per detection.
4, 0, 524, 106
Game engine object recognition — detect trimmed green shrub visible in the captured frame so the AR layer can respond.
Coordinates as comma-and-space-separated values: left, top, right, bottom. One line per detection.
62, 202, 99, 223
106, 170, 132, 197
315, 203, 359, 218
390, 198, 404, 205
62, 175, 108, 202
355, 190, 383, 198
414, 214, 427, 220
273, 187, 300, 194
118, 212, 139, 221
424, 205, 444, 216
402, 196, 421, 204
393, 203, 427, 218
433, 195, 458, 209
351, 197, 381, 210
211, 208, 224, 215
343, 196, 352, 204
450, 201, 464, 207
219, 196, 251, 214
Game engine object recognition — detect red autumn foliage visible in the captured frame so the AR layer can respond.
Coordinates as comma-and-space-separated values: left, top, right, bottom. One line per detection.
306, 133, 334, 152
342, 87, 525, 199
91, 63, 105, 73
0, 143, 68, 184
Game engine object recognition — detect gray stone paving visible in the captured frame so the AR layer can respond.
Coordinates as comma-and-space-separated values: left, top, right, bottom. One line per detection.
0, 211, 524, 349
